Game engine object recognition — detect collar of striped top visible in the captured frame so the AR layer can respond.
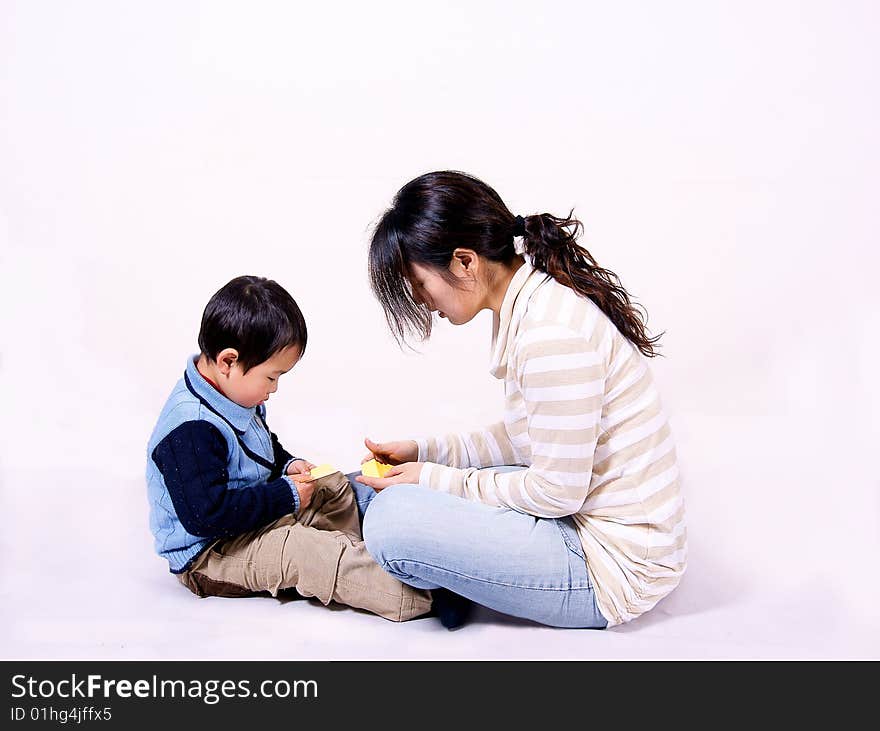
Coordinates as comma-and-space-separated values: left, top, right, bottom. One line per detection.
489, 260, 550, 378
183, 355, 256, 434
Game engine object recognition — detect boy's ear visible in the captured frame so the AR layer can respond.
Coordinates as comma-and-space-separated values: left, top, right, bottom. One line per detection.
216, 348, 240, 376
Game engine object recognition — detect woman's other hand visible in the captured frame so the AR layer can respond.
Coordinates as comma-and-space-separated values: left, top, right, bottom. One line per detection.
362, 437, 418, 466
356, 462, 424, 491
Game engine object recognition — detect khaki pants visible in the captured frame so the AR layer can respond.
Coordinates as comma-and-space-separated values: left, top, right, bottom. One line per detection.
178, 471, 432, 622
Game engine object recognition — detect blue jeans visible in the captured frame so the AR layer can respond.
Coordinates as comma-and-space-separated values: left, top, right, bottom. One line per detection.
347, 471, 379, 526
348, 469, 607, 629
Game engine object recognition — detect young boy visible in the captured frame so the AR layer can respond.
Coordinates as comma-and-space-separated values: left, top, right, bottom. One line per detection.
145, 275, 432, 622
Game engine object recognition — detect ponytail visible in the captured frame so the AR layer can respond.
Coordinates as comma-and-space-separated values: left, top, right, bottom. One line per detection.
521, 212, 662, 357
369, 170, 662, 356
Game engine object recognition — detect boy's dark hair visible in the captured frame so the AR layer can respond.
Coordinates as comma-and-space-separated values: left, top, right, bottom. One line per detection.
198, 276, 307, 373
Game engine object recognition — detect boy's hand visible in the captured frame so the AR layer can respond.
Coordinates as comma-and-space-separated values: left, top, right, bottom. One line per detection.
356, 462, 424, 492
361, 438, 418, 466
287, 459, 316, 475
289, 472, 317, 512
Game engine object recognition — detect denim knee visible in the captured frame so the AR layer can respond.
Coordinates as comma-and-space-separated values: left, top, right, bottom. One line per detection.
362, 485, 418, 570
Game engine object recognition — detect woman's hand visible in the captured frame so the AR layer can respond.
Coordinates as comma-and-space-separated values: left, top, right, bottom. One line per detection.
356, 462, 424, 492
287, 458, 316, 475
361, 437, 418, 466
289, 472, 317, 512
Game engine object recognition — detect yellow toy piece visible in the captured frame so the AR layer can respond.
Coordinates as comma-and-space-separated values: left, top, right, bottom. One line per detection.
309, 463, 338, 479
361, 459, 393, 478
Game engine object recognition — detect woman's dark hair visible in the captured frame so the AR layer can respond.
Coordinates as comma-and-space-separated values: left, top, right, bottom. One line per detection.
198, 275, 307, 372
368, 170, 662, 357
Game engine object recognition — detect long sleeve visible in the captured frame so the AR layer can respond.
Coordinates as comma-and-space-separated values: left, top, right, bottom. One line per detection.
268, 427, 297, 479
257, 407, 297, 479
419, 327, 605, 518
416, 421, 521, 469
152, 420, 300, 538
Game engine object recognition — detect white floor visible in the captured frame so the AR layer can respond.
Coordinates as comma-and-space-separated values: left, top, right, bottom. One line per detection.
3, 469, 877, 661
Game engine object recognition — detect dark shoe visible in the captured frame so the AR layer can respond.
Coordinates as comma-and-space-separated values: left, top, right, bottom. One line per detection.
430, 587, 473, 630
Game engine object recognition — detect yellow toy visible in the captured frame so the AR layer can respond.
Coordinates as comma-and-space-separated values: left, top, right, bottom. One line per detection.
309, 460, 392, 479
309, 464, 338, 479
361, 459, 393, 478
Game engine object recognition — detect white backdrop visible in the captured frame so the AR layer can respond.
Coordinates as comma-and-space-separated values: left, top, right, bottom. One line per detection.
2, 1, 878, 658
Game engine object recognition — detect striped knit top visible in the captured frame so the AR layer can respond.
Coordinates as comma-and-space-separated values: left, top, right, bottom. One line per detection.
416, 261, 687, 626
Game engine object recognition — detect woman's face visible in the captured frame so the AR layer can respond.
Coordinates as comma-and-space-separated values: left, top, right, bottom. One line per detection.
408, 261, 482, 326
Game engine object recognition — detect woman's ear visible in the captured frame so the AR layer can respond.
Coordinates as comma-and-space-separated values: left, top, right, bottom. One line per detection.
452, 248, 479, 279
216, 348, 239, 377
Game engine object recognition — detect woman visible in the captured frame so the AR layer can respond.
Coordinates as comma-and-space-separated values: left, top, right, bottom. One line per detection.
356, 171, 686, 629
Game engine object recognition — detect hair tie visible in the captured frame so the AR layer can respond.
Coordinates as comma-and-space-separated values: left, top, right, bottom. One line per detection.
512, 215, 526, 237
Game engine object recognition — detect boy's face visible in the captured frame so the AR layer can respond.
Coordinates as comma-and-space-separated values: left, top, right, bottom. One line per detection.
222, 345, 302, 409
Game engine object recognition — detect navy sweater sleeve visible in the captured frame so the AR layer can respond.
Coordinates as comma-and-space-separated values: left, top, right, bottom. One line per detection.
257, 409, 296, 479
268, 427, 295, 480
152, 420, 299, 539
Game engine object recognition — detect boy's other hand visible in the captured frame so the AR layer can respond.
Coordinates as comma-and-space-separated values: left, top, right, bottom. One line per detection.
290, 472, 317, 512
356, 462, 424, 492
287, 459, 316, 475
362, 438, 418, 466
